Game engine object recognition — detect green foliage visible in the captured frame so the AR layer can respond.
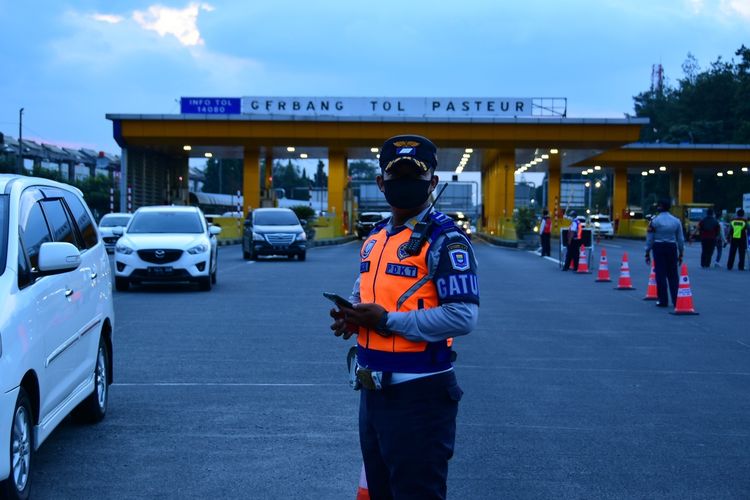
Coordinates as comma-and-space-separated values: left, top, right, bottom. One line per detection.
313, 160, 327, 188
202, 158, 242, 194
289, 204, 315, 221
514, 207, 537, 239
272, 159, 311, 199
348, 160, 378, 180
633, 45, 750, 143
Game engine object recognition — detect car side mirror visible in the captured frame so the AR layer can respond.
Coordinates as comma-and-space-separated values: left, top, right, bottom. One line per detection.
36, 242, 81, 275
300, 219, 307, 227
112, 227, 123, 236
209, 225, 222, 235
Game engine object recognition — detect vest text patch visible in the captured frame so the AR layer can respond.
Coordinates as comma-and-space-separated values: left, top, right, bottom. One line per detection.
385, 263, 418, 278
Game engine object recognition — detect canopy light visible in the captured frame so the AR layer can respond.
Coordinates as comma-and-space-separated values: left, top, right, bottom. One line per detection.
541, 154, 549, 159
465, 148, 474, 153
717, 172, 724, 177
641, 171, 648, 176
594, 165, 602, 171
286, 146, 295, 152
300, 153, 308, 159
727, 170, 734, 175
370, 147, 379, 153
183, 145, 192, 151
462, 153, 471, 158
659, 166, 667, 171
584, 182, 591, 188
648, 169, 655, 174
204, 152, 213, 158
742, 167, 748, 172
595, 181, 602, 188
582, 171, 589, 175
550, 148, 559, 154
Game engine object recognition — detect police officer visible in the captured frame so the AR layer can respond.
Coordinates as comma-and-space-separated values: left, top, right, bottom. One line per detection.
539, 209, 552, 257
645, 198, 685, 307
727, 208, 748, 271
330, 134, 479, 500
562, 210, 581, 271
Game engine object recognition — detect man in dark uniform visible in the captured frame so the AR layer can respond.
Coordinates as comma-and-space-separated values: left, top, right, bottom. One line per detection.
696, 208, 720, 268
645, 198, 685, 307
539, 209, 552, 257
727, 208, 748, 270
562, 210, 581, 271
330, 134, 479, 499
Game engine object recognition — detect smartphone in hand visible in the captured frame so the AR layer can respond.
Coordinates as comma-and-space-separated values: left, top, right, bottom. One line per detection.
323, 292, 355, 309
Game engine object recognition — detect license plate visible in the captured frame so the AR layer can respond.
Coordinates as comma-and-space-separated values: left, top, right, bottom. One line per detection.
147, 266, 173, 276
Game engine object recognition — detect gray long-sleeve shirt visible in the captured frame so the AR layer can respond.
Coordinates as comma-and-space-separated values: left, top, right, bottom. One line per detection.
645, 211, 685, 254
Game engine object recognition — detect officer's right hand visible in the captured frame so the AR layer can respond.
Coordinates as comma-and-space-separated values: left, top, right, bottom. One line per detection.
330, 308, 357, 340
645, 253, 651, 265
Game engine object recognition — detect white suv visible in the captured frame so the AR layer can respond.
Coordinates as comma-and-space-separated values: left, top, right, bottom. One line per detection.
114, 205, 221, 291
0, 175, 115, 499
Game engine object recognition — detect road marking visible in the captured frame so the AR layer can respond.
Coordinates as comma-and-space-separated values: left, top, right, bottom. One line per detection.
527, 250, 560, 264
737, 340, 750, 349
113, 382, 341, 387
456, 364, 750, 376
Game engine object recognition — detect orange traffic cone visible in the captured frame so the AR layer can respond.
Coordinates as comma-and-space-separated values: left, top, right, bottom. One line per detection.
671, 264, 699, 315
356, 463, 370, 500
614, 252, 635, 290
576, 245, 591, 274
595, 248, 611, 282
643, 265, 657, 300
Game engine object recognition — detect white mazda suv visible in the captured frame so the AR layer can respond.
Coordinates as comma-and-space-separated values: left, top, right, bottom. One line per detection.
0, 174, 115, 500
113, 205, 221, 291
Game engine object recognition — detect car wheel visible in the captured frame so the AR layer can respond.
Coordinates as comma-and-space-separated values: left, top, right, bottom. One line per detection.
298, 251, 306, 261
1, 388, 32, 500
248, 249, 256, 261
114, 277, 129, 292
75, 336, 109, 424
199, 276, 212, 291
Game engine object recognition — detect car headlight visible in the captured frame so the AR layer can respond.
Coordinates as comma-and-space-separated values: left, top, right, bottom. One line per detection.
594, 222, 601, 227
252, 232, 265, 241
116, 243, 134, 255
295, 232, 307, 241
187, 244, 209, 254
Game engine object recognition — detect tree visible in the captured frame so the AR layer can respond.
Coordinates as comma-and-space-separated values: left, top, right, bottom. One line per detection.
202, 158, 242, 194
272, 159, 310, 199
313, 160, 327, 188
348, 160, 378, 180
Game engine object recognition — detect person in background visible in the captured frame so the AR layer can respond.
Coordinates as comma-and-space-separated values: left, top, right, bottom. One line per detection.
727, 208, 748, 271
562, 210, 581, 271
539, 209, 552, 257
696, 208, 720, 268
645, 198, 685, 308
715, 214, 729, 267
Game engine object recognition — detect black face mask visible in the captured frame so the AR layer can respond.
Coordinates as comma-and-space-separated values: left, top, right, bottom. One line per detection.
383, 178, 432, 209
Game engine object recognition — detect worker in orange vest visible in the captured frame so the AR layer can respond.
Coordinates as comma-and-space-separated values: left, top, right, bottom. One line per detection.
539, 209, 552, 257
330, 134, 478, 499
562, 210, 582, 271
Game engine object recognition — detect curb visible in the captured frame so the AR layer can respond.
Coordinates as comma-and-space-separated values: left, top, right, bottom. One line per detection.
309, 235, 359, 247
476, 233, 519, 248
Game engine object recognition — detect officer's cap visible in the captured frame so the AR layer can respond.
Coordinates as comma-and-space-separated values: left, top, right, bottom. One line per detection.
379, 134, 438, 174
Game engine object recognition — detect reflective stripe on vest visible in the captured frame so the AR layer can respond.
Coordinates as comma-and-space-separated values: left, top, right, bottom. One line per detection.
731, 219, 746, 239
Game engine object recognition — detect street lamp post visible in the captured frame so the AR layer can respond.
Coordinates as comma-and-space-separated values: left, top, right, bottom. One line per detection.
17, 108, 24, 174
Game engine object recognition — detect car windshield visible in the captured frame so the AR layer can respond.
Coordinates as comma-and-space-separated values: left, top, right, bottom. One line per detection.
99, 216, 131, 227
359, 214, 384, 223
254, 211, 299, 226
128, 211, 203, 234
0, 195, 8, 276
591, 216, 611, 223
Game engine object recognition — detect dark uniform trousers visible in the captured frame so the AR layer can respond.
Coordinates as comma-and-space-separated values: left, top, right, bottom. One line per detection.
540, 232, 551, 257
653, 241, 679, 306
359, 370, 462, 500
563, 239, 581, 271
700, 239, 716, 268
727, 238, 747, 270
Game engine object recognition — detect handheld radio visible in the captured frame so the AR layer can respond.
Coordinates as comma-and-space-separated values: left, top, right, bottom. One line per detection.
403, 183, 449, 256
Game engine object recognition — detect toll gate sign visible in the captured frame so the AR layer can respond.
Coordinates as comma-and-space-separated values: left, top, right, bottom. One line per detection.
181, 97, 241, 114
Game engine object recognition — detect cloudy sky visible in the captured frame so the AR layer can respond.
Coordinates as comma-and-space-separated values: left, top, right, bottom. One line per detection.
1, 0, 748, 153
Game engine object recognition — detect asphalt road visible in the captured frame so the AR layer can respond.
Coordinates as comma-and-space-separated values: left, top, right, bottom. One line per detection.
30, 238, 750, 499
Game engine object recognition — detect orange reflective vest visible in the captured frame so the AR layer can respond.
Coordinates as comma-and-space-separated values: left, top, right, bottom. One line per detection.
357, 221, 453, 373
577, 221, 583, 240
542, 216, 552, 234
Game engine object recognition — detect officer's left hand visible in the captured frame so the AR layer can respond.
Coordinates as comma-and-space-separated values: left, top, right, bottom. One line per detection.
344, 303, 387, 332
330, 308, 357, 340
